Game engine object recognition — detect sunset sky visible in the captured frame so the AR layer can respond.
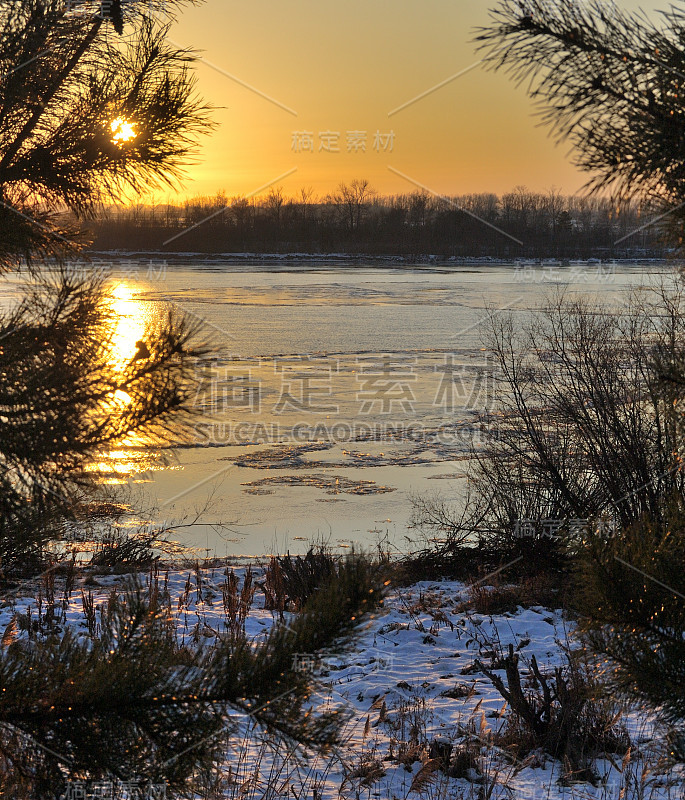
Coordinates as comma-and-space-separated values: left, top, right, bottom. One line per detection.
163, 0, 663, 202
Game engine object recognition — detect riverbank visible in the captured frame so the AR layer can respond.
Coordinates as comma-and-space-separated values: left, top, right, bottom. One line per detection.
1, 558, 682, 799
82, 251, 675, 270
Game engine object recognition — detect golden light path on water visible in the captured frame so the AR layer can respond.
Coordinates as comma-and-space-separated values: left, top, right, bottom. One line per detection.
110, 281, 146, 369
86, 281, 173, 485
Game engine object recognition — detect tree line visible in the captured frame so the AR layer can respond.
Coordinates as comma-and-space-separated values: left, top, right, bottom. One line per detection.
86, 182, 669, 259
2, 0, 685, 793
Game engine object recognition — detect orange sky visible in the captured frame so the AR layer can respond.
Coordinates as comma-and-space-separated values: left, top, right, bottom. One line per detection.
152, 0, 662, 203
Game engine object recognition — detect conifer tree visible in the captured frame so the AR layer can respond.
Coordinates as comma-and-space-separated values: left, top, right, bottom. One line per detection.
479, 0, 685, 759
477, 0, 685, 229
0, 6, 387, 798
0, 0, 213, 573
0, 0, 212, 266
0, 554, 386, 798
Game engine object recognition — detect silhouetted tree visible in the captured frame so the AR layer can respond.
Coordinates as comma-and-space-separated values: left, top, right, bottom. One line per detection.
0, 9, 388, 799
477, 0, 685, 235
0, 0, 215, 574
0, 0, 212, 266
329, 179, 376, 232
87, 186, 661, 257
0, 270, 209, 573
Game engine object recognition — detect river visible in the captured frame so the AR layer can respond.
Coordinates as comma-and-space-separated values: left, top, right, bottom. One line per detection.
1, 259, 670, 558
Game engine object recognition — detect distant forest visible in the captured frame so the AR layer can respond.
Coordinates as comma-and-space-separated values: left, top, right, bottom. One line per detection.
85, 182, 671, 259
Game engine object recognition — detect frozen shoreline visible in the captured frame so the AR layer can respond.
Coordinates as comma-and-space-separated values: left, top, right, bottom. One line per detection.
83, 250, 676, 270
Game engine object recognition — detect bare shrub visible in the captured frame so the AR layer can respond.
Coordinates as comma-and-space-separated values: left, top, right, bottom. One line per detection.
465, 573, 563, 615
477, 644, 629, 782
221, 566, 255, 639
89, 528, 160, 573
410, 285, 685, 583
260, 556, 286, 618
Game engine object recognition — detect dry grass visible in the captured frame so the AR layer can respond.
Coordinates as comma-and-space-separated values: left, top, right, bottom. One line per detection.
463, 573, 564, 615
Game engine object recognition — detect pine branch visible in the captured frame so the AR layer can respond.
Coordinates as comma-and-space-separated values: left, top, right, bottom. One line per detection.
0, 555, 386, 793
476, 0, 685, 208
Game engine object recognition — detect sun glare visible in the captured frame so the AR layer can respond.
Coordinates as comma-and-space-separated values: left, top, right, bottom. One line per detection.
109, 282, 146, 367
111, 117, 137, 144
94, 282, 156, 482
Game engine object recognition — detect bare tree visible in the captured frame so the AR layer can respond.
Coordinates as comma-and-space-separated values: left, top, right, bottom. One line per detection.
408, 190, 431, 227
298, 185, 314, 223
330, 178, 376, 231
544, 186, 565, 237
265, 186, 285, 227
413, 285, 685, 554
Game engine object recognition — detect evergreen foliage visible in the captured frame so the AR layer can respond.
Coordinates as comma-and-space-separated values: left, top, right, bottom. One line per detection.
0, 553, 386, 797
0, 0, 213, 574
0, 0, 212, 267
578, 510, 685, 763
0, 270, 209, 574
477, 0, 685, 220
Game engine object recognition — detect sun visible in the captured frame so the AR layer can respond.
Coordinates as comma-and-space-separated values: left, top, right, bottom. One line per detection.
111, 117, 137, 144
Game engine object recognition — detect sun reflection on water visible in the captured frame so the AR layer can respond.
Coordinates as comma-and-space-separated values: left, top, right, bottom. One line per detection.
92, 281, 171, 484
110, 282, 146, 367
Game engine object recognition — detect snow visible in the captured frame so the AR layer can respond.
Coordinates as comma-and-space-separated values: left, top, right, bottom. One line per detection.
1, 566, 682, 799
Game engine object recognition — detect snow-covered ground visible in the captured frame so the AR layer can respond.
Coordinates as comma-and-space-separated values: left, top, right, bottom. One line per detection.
1, 564, 682, 800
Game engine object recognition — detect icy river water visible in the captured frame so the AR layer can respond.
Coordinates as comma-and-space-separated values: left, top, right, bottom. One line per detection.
3, 259, 672, 558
